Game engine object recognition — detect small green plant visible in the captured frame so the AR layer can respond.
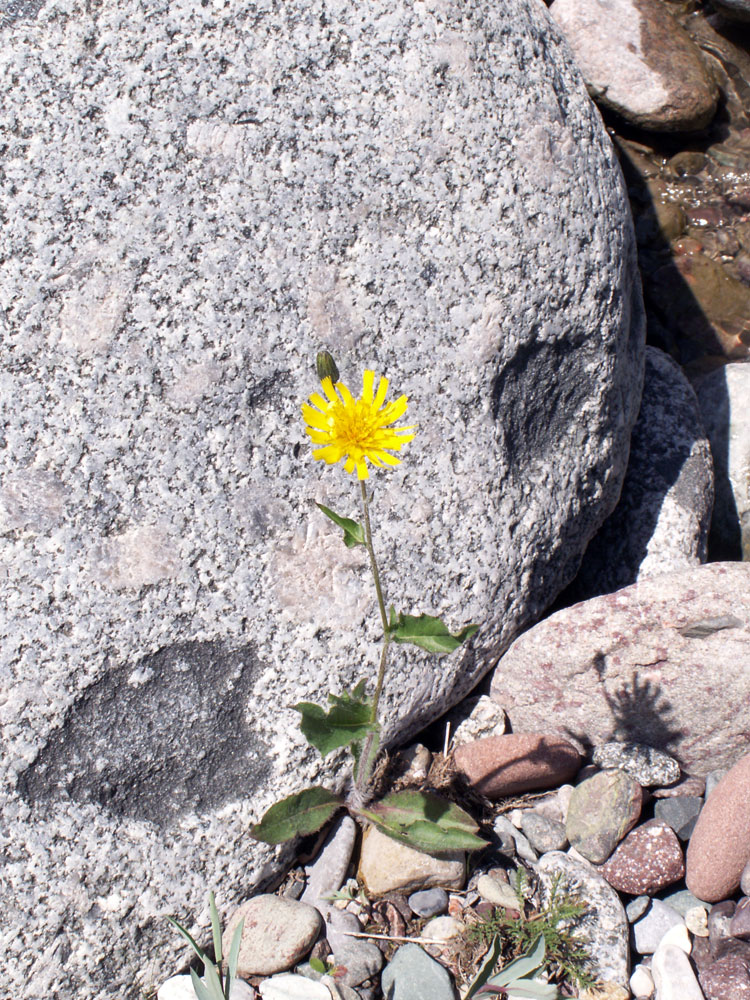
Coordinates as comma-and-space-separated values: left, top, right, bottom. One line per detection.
309, 955, 345, 979
167, 891, 244, 1000
250, 354, 485, 856
466, 936, 558, 999
470, 870, 595, 992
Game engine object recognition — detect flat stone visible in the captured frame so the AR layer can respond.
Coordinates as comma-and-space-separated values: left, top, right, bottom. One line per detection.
653, 776, 706, 799
536, 852, 630, 988
566, 770, 642, 864
654, 796, 703, 841
158, 976, 255, 1000
301, 815, 358, 912
592, 741, 681, 787
652, 943, 705, 1000
686, 906, 710, 937
568, 348, 713, 601
520, 810, 569, 853
223, 896, 322, 977
329, 934, 384, 989
633, 900, 685, 956
626, 896, 651, 923
550, 0, 718, 131
687, 751, 750, 902
358, 827, 465, 896
630, 963, 655, 998
694, 363, 750, 560
699, 953, 750, 999
0, 0, 645, 995
661, 889, 709, 918
258, 975, 330, 1000
407, 889, 448, 919
420, 916, 463, 941
732, 898, 750, 940
598, 819, 684, 894
450, 696, 508, 747
453, 733, 581, 799
380, 943, 456, 1000
493, 815, 538, 863
490, 564, 750, 775
476, 874, 521, 911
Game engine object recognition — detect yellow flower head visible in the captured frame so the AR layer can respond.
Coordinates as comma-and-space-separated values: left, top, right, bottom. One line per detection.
302, 370, 416, 480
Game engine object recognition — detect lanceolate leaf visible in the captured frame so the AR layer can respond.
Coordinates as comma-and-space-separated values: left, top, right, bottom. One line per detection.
493, 936, 547, 985
316, 502, 365, 548
389, 612, 479, 654
359, 789, 488, 855
250, 786, 343, 844
465, 935, 503, 999
294, 686, 375, 757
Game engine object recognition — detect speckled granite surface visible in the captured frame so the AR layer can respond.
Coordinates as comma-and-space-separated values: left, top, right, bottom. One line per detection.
0, 0, 643, 995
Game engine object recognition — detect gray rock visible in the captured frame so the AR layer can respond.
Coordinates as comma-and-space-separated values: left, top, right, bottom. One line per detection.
520, 810, 569, 853
223, 896, 322, 978
592, 740, 681, 787
493, 815, 538, 863
652, 943, 705, 1000
660, 889, 709, 919
654, 796, 703, 841
407, 889, 449, 919
731, 898, 750, 941
301, 815, 358, 911
626, 896, 651, 923
0, 0, 644, 996
694, 363, 750, 561
491, 563, 750, 775
536, 852, 630, 987
632, 900, 685, 956
550, 0, 718, 131
329, 935, 384, 989
380, 943, 456, 1000
569, 348, 713, 601
566, 770, 642, 863
709, 901, 737, 952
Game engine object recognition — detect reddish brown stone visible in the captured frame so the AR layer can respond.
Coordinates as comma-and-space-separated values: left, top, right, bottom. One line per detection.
687, 752, 750, 902
699, 954, 750, 1000
452, 733, 581, 800
598, 819, 685, 894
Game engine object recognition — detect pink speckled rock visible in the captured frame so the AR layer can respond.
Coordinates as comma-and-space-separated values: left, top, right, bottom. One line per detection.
599, 819, 685, 894
453, 733, 581, 799
490, 563, 750, 774
687, 752, 750, 902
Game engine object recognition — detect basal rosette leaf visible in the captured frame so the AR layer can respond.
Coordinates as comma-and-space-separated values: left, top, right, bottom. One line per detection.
388, 610, 479, 654
250, 786, 343, 844
359, 789, 488, 854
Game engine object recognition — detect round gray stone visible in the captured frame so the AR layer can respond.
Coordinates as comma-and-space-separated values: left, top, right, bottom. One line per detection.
407, 889, 449, 919
380, 943, 455, 1000
592, 741, 681, 787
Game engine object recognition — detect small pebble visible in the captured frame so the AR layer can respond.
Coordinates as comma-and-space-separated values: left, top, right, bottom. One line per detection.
660, 922, 692, 955
592, 742, 680, 787
224, 896, 322, 977
380, 943, 456, 1000
660, 888, 708, 917
699, 952, 750, 999
630, 963, 655, 998
493, 815, 538, 862
652, 943, 704, 1000
158, 976, 255, 1000
709, 900, 737, 951
566, 769, 643, 864
300, 815, 357, 910
520, 810, 568, 852
653, 776, 706, 799
731, 897, 750, 940
654, 796, 703, 841
399, 743, 432, 782
598, 819, 685, 894
685, 906, 709, 937
407, 888, 448, 918
476, 874, 520, 910
453, 733, 581, 799
258, 974, 331, 1000
626, 896, 651, 923
358, 827, 465, 895
420, 916, 463, 941
633, 900, 685, 955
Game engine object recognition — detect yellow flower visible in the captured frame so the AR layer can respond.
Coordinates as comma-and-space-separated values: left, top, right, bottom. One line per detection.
302, 370, 416, 480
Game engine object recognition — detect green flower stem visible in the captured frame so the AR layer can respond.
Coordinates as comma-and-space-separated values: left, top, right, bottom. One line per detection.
355, 480, 391, 799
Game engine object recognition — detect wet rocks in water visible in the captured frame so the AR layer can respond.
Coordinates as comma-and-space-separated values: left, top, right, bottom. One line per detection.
452, 733, 581, 799
380, 943, 456, 1000
687, 752, 750, 902
223, 896, 321, 977
598, 819, 685, 895
549, 0, 718, 131
567, 348, 713, 601
358, 827, 465, 896
566, 770, 642, 864
536, 852, 631, 988
693, 362, 750, 561
490, 563, 750, 774
592, 740, 681, 787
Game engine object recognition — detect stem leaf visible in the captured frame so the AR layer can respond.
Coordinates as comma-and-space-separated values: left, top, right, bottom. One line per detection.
250, 786, 344, 844
294, 686, 375, 757
316, 502, 365, 548
389, 612, 479, 654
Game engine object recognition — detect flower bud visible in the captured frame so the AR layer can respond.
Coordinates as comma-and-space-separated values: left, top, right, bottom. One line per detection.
316, 351, 340, 384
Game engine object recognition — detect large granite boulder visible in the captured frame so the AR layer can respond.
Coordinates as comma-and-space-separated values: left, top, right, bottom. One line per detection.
490, 563, 750, 776
0, 0, 643, 997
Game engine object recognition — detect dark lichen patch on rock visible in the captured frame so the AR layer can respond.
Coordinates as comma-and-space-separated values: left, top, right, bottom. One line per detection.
17, 641, 271, 826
